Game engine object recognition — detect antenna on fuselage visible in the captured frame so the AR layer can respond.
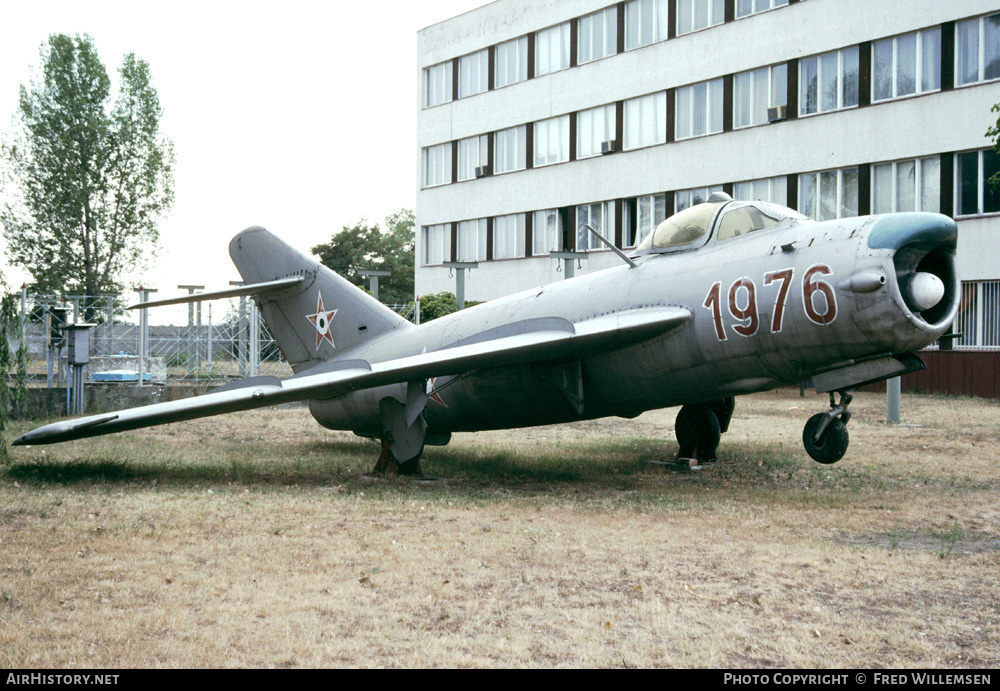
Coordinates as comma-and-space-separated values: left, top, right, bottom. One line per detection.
583, 224, 639, 269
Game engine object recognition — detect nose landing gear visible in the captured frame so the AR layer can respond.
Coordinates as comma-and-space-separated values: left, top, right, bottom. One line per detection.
803, 391, 852, 464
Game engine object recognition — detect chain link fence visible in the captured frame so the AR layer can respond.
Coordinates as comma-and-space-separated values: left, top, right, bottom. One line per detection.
20, 292, 416, 386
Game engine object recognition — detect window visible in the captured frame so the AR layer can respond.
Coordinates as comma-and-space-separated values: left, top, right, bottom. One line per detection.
734, 177, 787, 206
494, 126, 527, 174
736, 0, 788, 19
425, 61, 453, 108
676, 0, 725, 36
456, 219, 488, 262
624, 193, 667, 247
533, 115, 570, 167
536, 23, 571, 76
423, 143, 452, 187
576, 202, 614, 251
798, 167, 859, 221
579, 7, 618, 64
873, 28, 941, 102
954, 281, 1000, 349
956, 13, 1000, 86
577, 104, 617, 159
422, 225, 449, 266
716, 203, 781, 242
675, 79, 724, 140
457, 135, 489, 182
495, 36, 528, 89
493, 214, 526, 260
734, 64, 787, 128
956, 149, 1000, 216
799, 46, 859, 116
625, 0, 669, 51
532, 209, 563, 254
872, 158, 940, 214
625, 92, 666, 149
676, 186, 723, 212
458, 50, 489, 99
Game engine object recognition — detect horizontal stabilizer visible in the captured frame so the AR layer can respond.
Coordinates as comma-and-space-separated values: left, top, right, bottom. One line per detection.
127, 277, 305, 310
14, 306, 691, 446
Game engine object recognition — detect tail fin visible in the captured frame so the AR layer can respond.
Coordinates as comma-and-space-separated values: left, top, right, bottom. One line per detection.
229, 226, 412, 371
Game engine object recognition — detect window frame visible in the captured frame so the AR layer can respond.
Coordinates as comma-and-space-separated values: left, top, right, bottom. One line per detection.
458, 49, 489, 100
456, 218, 488, 262
733, 63, 788, 129
495, 36, 529, 89
422, 142, 452, 188
798, 167, 860, 221
421, 224, 449, 266
625, 92, 667, 150
735, 0, 789, 20
493, 214, 526, 260
456, 135, 489, 182
424, 61, 453, 108
532, 209, 563, 255
533, 115, 571, 167
871, 157, 941, 214
676, 0, 725, 37
624, 0, 669, 51
675, 79, 724, 140
494, 125, 527, 175
798, 46, 860, 117
578, 7, 618, 65
955, 12, 1000, 87
577, 104, 617, 159
535, 22, 572, 77
954, 149, 1000, 217
872, 27, 941, 103
675, 186, 724, 213
576, 202, 615, 252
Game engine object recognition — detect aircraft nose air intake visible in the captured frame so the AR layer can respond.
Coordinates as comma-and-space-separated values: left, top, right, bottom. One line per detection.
902, 272, 945, 311
868, 212, 959, 327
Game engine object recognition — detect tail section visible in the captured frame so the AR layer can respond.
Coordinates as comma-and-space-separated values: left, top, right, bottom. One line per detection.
229, 226, 412, 371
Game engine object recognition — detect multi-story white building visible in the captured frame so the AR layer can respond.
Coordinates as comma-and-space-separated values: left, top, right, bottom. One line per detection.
416, 0, 1000, 348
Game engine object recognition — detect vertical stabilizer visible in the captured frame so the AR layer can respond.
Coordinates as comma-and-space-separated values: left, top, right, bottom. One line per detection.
229, 226, 412, 372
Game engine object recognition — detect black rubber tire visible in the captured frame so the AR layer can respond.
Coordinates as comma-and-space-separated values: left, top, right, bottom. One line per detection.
802, 413, 849, 464
675, 404, 721, 462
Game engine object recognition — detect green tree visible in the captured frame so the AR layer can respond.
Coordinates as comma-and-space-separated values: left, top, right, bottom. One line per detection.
987, 103, 1000, 190
312, 209, 415, 305
0, 291, 29, 463
417, 292, 481, 323
1, 34, 175, 299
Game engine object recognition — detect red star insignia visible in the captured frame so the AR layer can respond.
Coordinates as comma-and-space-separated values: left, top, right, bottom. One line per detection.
306, 291, 337, 350
427, 377, 448, 407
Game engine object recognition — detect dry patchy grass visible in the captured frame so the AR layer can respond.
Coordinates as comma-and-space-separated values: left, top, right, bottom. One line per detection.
1, 389, 998, 668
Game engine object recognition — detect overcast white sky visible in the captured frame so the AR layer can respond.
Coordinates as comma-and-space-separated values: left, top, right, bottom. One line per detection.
0, 0, 492, 296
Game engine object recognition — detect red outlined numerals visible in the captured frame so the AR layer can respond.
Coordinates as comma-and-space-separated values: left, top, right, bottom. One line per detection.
703, 266, 836, 342
728, 278, 759, 337
703, 281, 727, 341
764, 268, 794, 334
802, 264, 838, 325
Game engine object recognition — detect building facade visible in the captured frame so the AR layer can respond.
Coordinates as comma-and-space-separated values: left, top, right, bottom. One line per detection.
416, 0, 1000, 349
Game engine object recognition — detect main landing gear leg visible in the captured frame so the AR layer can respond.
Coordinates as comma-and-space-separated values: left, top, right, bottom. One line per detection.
802, 391, 852, 464
371, 396, 426, 477
675, 398, 733, 465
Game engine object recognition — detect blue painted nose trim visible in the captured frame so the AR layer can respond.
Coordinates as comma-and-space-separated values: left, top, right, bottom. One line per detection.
868, 213, 957, 251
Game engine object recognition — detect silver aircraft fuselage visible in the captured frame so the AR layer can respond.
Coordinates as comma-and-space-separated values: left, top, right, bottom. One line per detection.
308, 207, 959, 438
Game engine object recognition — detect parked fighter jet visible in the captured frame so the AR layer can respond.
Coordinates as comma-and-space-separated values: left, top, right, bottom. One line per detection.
15, 193, 960, 473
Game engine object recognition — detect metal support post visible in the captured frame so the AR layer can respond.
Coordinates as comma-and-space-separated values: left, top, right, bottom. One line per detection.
135, 287, 157, 387
231, 282, 248, 379
443, 262, 478, 310
359, 269, 391, 302
887, 377, 901, 425
179, 285, 205, 378
551, 251, 588, 280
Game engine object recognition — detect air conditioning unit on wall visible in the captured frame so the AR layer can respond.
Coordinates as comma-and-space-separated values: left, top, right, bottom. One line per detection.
601, 140, 616, 154
767, 105, 788, 123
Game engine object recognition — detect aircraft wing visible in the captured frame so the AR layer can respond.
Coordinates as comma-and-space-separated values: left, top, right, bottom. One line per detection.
14, 306, 691, 446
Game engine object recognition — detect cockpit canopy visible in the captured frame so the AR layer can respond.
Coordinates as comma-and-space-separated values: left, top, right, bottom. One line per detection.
633, 194, 811, 255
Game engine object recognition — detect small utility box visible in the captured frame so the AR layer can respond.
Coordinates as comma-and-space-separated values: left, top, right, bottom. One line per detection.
64, 323, 96, 365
